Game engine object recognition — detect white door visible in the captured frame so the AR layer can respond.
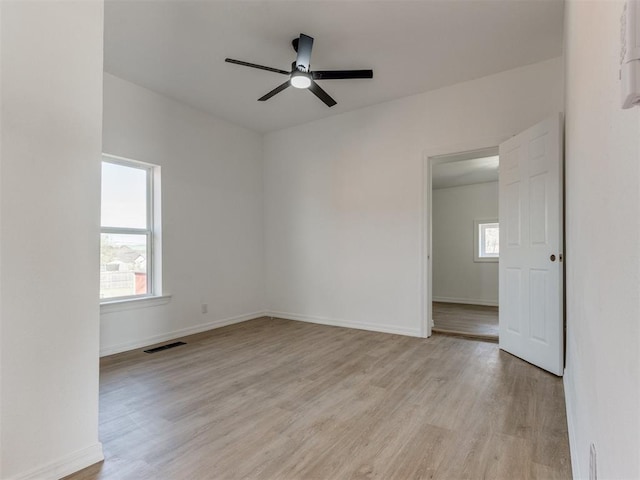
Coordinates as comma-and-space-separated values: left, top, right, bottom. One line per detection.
499, 114, 564, 376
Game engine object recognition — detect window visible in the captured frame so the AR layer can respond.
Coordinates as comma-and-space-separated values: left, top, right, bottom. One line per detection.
100, 156, 160, 301
474, 219, 499, 262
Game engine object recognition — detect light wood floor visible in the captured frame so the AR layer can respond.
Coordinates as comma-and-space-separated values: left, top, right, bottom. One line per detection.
433, 302, 499, 341
66, 317, 571, 480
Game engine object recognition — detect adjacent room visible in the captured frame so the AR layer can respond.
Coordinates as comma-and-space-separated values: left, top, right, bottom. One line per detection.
2, 1, 639, 480
431, 150, 500, 341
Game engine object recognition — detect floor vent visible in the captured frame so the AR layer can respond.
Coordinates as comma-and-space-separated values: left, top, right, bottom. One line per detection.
144, 341, 186, 354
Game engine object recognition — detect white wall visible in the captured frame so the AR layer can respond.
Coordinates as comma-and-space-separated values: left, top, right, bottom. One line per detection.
263, 57, 563, 336
101, 74, 265, 356
432, 182, 498, 306
0, 1, 105, 478
564, 1, 640, 478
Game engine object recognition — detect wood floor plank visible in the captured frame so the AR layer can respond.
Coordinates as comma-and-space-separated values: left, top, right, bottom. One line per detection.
65, 317, 571, 480
433, 302, 499, 339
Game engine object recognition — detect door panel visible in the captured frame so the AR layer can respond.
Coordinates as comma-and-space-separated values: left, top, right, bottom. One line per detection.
505, 183, 522, 247
504, 268, 523, 334
529, 269, 548, 343
530, 175, 548, 245
499, 113, 564, 376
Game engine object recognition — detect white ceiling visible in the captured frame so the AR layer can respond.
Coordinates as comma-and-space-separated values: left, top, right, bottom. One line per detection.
104, 0, 564, 133
433, 155, 499, 190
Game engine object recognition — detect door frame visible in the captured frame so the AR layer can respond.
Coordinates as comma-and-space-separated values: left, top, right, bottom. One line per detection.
421, 139, 504, 338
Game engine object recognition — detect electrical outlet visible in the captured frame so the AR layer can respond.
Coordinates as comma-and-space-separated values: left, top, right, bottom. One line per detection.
589, 443, 597, 480
201, 304, 208, 314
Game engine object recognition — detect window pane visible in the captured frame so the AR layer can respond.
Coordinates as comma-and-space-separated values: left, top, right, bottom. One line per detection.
481, 223, 500, 257
100, 233, 149, 299
101, 162, 148, 229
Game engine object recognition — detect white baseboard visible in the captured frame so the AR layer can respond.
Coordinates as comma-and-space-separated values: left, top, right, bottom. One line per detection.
101, 310, 421, 357
432, 296, 498, 307
267, 311, 422, 337
100, 311, 268, 357
10, 442, 104, 480
563, 371, 580, 480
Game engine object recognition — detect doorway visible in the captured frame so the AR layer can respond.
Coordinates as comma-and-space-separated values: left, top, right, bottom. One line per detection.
423, 115, 564, 374
426, 147, 499, 342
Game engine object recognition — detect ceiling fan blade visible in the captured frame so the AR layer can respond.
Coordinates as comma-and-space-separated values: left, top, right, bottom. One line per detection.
312, 70, 374, 80
308, 80, 337, 107
225, 58, 290, 76
258, 81, 291, 101
295, 34, 314, 72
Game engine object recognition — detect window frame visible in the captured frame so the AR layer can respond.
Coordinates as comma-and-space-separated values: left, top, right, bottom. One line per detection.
474, 218, 499, 263
100, 154, 160, 302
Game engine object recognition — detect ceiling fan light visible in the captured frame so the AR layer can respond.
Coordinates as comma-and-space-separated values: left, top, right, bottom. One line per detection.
290, 72, 311, 89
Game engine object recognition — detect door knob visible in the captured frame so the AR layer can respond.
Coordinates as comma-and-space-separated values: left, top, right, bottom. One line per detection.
550, 254, 556, 262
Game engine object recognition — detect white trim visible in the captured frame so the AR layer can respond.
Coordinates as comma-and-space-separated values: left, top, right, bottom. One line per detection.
102, 152, 157, 169
100, 311, 267, 357
432, 296, 499, 307
100, 294, 172, 314
421, 151, 430, 338
563, 371, 580, 480
9, 443, 104, 480
267, 311, 422, 338
151, 164, 163, 297
100, 310, 422, 357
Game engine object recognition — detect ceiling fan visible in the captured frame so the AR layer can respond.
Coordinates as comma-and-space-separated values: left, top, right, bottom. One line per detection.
225, 33, 373, 107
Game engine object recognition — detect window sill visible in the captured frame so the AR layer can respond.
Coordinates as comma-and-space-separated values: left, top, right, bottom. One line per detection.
100, 294, 172, 314
474, 257, 499, 263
